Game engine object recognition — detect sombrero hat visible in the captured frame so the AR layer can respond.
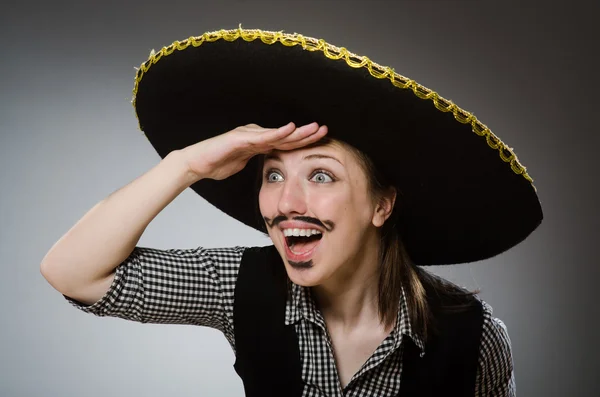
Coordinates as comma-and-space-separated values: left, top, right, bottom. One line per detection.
132, 26, 543, 266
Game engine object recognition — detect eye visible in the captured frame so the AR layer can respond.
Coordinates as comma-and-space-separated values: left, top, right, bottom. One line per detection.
310, 170, 334, 183
265, 170, 284, 183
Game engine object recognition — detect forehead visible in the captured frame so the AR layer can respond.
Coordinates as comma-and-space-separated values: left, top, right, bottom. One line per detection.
264, 140, 355, 164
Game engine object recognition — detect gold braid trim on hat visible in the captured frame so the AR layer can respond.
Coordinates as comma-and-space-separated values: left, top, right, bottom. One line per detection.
132, 26, 535, 188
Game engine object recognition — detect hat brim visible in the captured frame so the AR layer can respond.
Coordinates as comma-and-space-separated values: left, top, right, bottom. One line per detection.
133, 28, 543, 266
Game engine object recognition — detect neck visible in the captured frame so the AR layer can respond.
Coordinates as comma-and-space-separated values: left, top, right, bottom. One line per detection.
311, 230, 383, 330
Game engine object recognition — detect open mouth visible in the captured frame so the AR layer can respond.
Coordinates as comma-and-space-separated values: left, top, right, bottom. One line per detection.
285, 233, 323, 254
285, 233, 323, 255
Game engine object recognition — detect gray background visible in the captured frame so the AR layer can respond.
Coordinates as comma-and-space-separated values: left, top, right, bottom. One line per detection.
1, 0, 598, 396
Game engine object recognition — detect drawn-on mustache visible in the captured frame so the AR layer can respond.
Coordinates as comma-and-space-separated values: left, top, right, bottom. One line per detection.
263, 215, 335, 232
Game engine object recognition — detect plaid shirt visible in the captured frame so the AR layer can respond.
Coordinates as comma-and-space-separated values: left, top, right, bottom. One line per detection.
66, 246, 516, 396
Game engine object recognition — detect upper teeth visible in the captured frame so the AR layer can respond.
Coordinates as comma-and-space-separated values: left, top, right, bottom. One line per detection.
283, 228, 322, 237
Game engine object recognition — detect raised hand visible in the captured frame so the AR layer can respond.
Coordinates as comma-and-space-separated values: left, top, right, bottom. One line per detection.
180, 122, 328, 181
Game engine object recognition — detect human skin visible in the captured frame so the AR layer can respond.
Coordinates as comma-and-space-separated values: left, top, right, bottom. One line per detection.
40, 122, 327, 305
259, 141, 396, 329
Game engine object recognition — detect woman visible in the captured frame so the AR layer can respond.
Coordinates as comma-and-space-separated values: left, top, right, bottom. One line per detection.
40, 27, 543, 396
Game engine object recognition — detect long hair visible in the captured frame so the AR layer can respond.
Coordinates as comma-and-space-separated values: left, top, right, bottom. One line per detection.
255, 137, 479, 343
344, 139, 480, 342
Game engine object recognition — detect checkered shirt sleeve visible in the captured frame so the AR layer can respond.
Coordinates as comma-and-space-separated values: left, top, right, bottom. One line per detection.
64, 245, 246, 350
63, 245, 516, 395
475, 301, 516, 396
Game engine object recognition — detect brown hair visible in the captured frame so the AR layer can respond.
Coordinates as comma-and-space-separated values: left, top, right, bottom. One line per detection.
255, 137, 479, 343
312, 137, 480, 342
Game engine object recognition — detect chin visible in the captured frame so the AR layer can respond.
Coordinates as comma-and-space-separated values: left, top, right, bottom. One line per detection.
282, 261, 322, 286
287, 273, 321, 288
272, 240, 328, 286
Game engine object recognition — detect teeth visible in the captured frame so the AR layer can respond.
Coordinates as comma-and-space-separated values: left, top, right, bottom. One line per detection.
283, 228, 322, 237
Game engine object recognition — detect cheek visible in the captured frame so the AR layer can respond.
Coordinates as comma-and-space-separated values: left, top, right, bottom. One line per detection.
311, 194, 341, 212
317, 189, 370, 218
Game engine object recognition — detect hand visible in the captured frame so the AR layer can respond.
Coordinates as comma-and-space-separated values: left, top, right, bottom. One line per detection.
180, 122, 328, 181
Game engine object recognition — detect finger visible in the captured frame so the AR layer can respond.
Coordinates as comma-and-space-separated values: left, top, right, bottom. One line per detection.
253, 122, 297, 141
245, 122, 291, 132
253, 121, 321, 148
275, 125, 328, 151
249, 122, 320, 151
245, 122, 294, 150
274, 122, 320, 143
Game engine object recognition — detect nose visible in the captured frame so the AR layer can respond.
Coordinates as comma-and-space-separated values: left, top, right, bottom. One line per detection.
277, 176, 307, 216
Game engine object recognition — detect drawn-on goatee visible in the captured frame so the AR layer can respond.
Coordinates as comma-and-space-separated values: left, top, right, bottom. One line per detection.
288, 260, 314, 269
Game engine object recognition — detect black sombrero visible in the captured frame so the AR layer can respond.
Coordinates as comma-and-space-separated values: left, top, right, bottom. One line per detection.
132, 27, 543, 266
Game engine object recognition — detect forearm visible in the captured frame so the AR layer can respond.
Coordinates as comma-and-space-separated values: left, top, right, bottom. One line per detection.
40, 150, 199, 297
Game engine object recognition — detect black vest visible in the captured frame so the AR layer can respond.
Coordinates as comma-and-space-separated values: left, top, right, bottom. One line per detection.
233, 246, 483, 397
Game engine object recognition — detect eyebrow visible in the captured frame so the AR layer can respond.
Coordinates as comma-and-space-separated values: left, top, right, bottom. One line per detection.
264, 153, 343, 166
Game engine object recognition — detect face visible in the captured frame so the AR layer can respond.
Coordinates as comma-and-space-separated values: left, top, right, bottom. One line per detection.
259, 141, 394, 287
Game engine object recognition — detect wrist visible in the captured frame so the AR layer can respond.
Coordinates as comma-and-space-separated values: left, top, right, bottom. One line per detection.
163, 150, 204, 187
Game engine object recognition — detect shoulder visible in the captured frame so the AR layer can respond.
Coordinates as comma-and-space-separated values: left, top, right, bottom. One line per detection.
192, 245, 249, 259
477, 299, 513, 362
130, 245, 249, 264
236, 244, 285, 279
198, 245, 248, 265
237, 245, 280, 269
160, 245, 249, 278
131, 245, 250, 289
416, 267, 481, 311
474, 299, 516, 395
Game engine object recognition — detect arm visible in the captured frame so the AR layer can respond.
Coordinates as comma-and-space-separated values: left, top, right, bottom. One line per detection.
475, 302, 516, 396
40, 150, 199, 305
64, 245, 245, 351
40, 122, 326, 306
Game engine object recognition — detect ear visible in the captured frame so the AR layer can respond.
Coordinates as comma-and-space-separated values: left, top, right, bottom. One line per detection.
372, 187, 397, 228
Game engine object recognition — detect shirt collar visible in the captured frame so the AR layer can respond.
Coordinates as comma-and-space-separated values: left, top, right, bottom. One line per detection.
284, 281, 425, 354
